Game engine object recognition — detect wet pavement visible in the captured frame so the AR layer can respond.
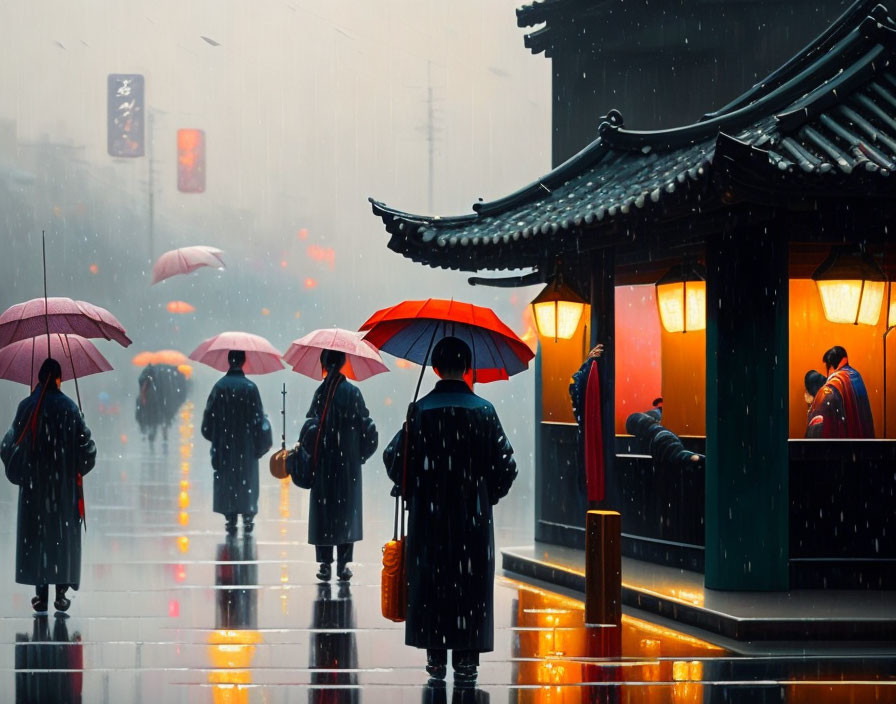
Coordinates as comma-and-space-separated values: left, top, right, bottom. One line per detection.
1, 401, 895, 703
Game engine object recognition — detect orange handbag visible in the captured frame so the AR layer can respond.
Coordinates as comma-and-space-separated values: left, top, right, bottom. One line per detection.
382, 425, 410, 622
381, 500, 406, 622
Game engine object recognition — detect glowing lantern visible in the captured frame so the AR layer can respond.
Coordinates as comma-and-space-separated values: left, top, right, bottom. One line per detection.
177, 535, 190, 553
655, 263, 706, 333
530, 274, 587, 342
811, 246, 885, 325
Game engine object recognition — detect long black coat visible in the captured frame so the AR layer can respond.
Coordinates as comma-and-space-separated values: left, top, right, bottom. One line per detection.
1, 387, 96, 588
201, 369, 268, 515
304, 376, 377, 546
384, 379, 517, 652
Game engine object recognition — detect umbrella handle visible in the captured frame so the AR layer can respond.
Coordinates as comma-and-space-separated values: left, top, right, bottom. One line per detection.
64, 335, 82, 411
280, 383, 287, 450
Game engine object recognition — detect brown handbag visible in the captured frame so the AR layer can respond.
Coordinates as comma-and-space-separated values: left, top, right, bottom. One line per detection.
381, 423, 410, 622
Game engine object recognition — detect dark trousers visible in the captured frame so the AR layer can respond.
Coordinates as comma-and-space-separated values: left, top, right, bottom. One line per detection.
35, 584, 70, 601
225, 512, 255, 528
315, 543, 353, 566
427, 649, 479, 670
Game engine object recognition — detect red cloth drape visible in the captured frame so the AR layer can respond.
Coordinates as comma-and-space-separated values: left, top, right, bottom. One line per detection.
583, 360, 605, 502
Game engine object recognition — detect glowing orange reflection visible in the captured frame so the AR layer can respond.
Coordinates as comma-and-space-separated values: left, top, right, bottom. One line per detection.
513, 583, 724, 704
208, 629, 262, 704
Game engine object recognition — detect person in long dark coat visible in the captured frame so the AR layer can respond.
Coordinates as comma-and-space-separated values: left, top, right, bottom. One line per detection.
1, 358, 96, 613
383, 337, 517, 687
201, 350, 271, 535
302, 350, 377, 582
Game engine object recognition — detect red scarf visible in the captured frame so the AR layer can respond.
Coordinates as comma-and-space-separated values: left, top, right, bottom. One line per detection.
583, 360, 605, 502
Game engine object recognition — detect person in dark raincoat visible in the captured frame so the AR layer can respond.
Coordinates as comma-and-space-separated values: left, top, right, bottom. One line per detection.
201, 351, 271, 535
302, 350, 377, 582
1, 358, 96, 613
383, 337, 517, 687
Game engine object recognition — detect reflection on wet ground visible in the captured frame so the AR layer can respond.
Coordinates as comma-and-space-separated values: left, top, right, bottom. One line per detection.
0, 403, 894, 702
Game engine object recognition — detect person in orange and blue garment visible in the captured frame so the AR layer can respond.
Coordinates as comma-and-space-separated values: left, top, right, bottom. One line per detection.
806, 345, 875, 439
383, 336, 517, 688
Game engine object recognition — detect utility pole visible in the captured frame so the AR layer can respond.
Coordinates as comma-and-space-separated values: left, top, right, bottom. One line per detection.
427, 60, 434, 214
147, 109, 155, 263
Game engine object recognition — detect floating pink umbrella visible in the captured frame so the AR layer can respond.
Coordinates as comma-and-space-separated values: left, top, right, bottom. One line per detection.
0, 333, 112, 387
0, 297, 132, 349
189, 331, 283, 375
152, 246, 225, 285
284, 328, 389, 381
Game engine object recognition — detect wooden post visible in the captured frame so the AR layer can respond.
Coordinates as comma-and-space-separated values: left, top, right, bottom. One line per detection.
585, 510, 621, 625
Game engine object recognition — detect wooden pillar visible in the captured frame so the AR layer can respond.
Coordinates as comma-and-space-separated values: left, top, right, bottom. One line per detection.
585, 510, 622, 625
705, 224, 789, 591
590, 248, 616, 510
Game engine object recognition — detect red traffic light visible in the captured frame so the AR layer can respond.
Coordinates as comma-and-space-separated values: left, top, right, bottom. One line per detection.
177, 129, 205, 193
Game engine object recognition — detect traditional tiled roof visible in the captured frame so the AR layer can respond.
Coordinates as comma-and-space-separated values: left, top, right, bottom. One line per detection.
370, 0, 896, 272
516, 0, 610, 57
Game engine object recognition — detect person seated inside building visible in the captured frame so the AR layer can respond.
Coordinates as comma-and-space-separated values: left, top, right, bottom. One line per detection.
805, 345, 875, 439
625, 399, 705, 471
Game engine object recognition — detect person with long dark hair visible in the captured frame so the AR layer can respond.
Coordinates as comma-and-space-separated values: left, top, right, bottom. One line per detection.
301, 349, 377, 582
1, 358, 97, 614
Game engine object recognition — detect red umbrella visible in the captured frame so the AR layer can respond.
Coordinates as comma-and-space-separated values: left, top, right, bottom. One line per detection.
189, 331, 283, 375
284, 328, 389, 381
0, 297, 132, 349
0, 334, 112, 387
360, 299, 534, 382
152, 246, 225, 285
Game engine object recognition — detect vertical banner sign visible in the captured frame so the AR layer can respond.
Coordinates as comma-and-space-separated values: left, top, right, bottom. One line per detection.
177, 129, 206, 193
107, 74, 145, 157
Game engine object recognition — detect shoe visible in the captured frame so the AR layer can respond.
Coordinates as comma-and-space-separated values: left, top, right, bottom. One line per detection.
425, 663, 447, 681
243, 519, 254, 534
225, 521, 238, 536
54, 593, 71, 613
454, 665, 478, 688
426, 652, 447, 681
337, 564, 352, 582
31, 596, 48, 614
316, 563, 331, 581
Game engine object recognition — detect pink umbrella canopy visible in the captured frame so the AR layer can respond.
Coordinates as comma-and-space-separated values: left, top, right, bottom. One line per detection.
0, 297, 132, 349
189, 331, 284, 375
0, 333, 113, 386
284, 328, 389, 381
152, 245, 225, 285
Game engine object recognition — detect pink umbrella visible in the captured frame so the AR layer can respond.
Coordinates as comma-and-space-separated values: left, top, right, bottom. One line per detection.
0, 333, 112, 387
284, 328, 389, 381
0, 297, 132, 349
152, 246, 225, 285
189, 331, 283, 375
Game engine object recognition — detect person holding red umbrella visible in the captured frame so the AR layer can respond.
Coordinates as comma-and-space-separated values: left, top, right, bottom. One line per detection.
1, 358, 97, 614
383, 337, 517, 687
